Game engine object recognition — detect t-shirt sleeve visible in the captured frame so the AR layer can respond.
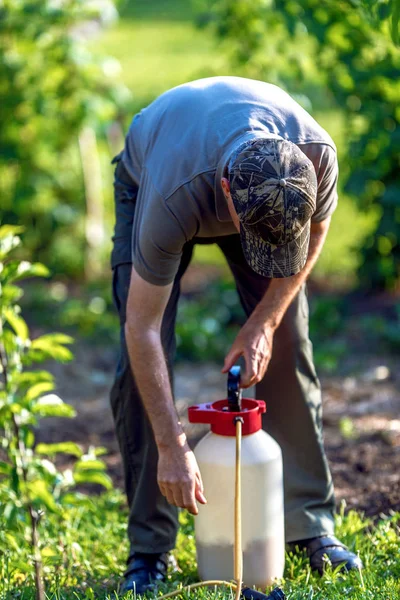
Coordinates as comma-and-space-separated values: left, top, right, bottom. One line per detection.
311, 144, 339, 223
132, 170, 187, 286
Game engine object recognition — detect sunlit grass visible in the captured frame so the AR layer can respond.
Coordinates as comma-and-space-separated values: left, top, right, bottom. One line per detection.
92, 0, 226, 111
1, 491, 399, 599
96, 21, 225, 110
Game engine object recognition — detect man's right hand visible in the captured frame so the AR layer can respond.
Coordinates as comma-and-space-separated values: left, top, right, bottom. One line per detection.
157, 439, 207, 515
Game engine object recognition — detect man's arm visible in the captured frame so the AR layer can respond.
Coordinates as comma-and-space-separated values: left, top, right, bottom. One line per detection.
125, 266, 207, 514
223, 217, 331, 387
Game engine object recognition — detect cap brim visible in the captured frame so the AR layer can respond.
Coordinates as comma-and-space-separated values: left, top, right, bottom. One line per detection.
240, 221, 310, 278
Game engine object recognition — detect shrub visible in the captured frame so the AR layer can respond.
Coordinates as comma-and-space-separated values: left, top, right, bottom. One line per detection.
0, 225, 112, 596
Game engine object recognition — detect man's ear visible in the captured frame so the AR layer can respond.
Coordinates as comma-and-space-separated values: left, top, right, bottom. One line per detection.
221, 177, 231, 198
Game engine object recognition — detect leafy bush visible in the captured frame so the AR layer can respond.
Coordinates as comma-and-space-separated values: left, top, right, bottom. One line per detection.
176, 278, 349, 371
278, 0, 400, 290
0, 0, 130, 278
0, 226, 112, 596
20, 280, 119, 342
201, 0, 400, 290
176, 279, 244, 361
358, 305, 400, 353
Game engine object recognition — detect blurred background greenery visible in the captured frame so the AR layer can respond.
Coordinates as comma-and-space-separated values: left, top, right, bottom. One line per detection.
1, 0, 399, 368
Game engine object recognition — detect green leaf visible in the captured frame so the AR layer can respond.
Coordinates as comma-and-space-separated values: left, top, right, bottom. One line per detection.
26, 345, 73, 364
92, 446, 108, 457
32, 395, 76, 418
10, 466, 20, 495
60, 491, 91, 507
2, 502, 22, 529
17, 371, 54, 386
5, 531, 20, 550
14, 407, 36, 426
23, 428, 35, 449
391, 0, 400, 44
86, 587, 95, 600
28, 334, 74, 363
2, 307, 29, 341
9, 261, 50, 283
0, 225, 25, 240
26, 479, 59, 513
0, 461, 11, 475
25, 381, 55, 402
41, 546, 58, 558
0, 234, 21, 261
36, 442, 83, 458
0, 284, 24, 306
37, 459, 58, 477
74, 459, 106, 472
33, 333, 74, 345
73, 470, 113, 490
0, 260, 50, 285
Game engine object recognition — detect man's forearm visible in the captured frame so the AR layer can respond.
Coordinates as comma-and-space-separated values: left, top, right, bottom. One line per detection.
125, 323, 184, 450
124, 268, 206, 514
249, 219, 331, 333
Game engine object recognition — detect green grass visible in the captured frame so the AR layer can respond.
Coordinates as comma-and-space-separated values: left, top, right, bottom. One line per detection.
97, 21, 224, 110
1, 491, 399, 599
93, 0, 376, 286
93, 0, 226, 110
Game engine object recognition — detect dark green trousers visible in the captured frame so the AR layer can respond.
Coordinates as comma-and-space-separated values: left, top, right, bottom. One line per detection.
110, 159, 335, 557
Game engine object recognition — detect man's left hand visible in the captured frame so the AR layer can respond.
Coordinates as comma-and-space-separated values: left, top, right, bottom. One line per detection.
222, 321, 275, 388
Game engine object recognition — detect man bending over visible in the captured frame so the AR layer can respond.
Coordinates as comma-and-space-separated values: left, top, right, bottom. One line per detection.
110, 76, 362, 594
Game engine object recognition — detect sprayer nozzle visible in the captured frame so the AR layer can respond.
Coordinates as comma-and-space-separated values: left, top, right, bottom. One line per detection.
228, 365, 242, 412
241, 587, 286, 600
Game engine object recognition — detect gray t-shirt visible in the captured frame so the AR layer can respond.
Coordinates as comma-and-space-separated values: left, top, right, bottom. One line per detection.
120, 76, 338, 286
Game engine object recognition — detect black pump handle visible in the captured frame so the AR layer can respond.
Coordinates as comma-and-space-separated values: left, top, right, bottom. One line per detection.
227, 365, 242, 412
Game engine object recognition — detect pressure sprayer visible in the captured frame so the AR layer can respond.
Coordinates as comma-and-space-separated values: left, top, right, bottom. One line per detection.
156, 366, 285, 600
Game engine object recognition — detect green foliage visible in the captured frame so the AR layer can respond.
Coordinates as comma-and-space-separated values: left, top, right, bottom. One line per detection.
0, 490, 126, 595
278, 0, 400, 290
1, 497, 400, 598
93, 1, 224, 114
175, 277, 352, 371
0, 0, 130, 278
308, 296, 347, 372
201, 0, 400, 290
197, 0, 320, 92
176, 279, 244, 361
0, 226, 112, 593
177, 278, 398, 370
176, 277, 351, 371
359, 0, 400, 44
358, 304, 400, 352
94, 0, 379, 287
19, 279, 119, 342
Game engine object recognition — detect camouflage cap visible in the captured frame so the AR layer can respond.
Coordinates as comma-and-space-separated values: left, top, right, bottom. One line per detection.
228, 137, 318, 278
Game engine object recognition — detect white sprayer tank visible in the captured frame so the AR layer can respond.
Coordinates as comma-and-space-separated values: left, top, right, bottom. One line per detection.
188, 372, 285, 589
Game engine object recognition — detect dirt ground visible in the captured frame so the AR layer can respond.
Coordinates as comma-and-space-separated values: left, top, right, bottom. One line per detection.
38, 344, 400, 519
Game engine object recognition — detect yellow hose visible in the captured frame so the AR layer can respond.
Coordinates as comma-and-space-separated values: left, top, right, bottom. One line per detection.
156, 418, 244, 600
156, 580, 237, 599
234, 418, 243, 600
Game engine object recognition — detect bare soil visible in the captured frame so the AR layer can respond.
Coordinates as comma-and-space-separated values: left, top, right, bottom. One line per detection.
37, 347, 400, 519
31, 263, 400, 518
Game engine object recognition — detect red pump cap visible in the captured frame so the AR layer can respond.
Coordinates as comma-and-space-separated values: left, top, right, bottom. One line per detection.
188, 398, 266, 436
